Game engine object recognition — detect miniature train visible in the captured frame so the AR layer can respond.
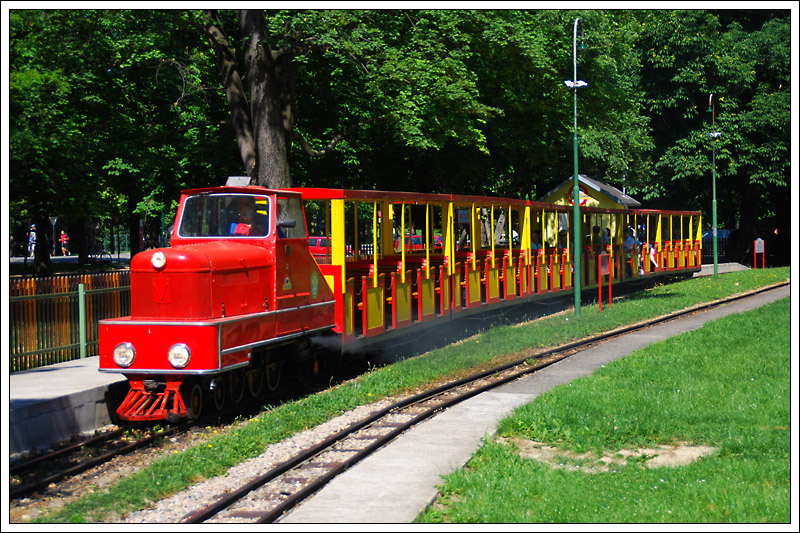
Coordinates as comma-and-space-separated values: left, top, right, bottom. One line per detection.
99, 181, 703, 421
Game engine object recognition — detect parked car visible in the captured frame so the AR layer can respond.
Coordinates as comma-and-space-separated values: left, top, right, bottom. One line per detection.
394, 235, 443, 253
308, 236, 331, 257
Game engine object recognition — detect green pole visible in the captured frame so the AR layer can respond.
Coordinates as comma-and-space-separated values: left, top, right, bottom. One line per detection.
712, 142, 718, 277
708, 93, 720, 277
572, 17, 583, 317
78, 283, 87, 359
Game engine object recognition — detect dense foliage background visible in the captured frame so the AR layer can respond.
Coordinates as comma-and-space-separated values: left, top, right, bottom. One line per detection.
7, 9, 791, 272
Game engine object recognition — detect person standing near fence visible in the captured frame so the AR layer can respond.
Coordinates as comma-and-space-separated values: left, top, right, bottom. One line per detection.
60, 230, 70, 256
27, 224, 36, 257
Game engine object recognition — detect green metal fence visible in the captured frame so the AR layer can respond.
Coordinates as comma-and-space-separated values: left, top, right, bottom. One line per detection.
9, 272, 131, 372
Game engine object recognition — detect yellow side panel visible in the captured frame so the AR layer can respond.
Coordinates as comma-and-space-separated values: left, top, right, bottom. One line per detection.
562, 255, 572, 289
551, 255, 561, 290
440, 269, 451, 313
467, 269, 481, 306
365, 280, 385, 331
419, 276, 436, 317
505, 264, 516, 297
330, 199, 346, 284
538, 258, 548, 292
394, 278, 412, 324
453, 264, 463, 309
343, 288, 354, 337
486, 267, 500, 300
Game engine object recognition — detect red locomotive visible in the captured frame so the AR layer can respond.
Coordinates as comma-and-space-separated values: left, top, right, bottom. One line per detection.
100, 179, 703, 423
99, 184, 336, 421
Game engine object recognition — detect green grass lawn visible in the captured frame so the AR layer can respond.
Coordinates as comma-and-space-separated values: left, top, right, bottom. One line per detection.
417, 295, 790, 523
34, 268, 790, 523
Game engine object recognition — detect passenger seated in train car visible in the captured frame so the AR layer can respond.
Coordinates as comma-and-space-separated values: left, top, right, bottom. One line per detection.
589, 225, 602, 252
623, 227, 637, 276
636, 225, 658, 272
557, 230, 569, 251
530, 230, 541, 251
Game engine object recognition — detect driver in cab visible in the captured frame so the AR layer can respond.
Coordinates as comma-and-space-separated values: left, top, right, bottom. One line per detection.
229, 196, 265, 236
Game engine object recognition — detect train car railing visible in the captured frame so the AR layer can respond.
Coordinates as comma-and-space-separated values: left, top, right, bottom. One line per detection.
9, 272, 131, 372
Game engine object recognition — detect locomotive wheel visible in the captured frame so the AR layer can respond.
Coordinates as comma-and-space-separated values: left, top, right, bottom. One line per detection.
212, 378, 226, 411
229, 369, 246, 404
184, 383, 203, 419
265, 362, 282, 392
246, 367, 264, 397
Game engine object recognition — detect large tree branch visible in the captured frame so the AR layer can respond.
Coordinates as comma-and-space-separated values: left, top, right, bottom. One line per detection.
291, 115, 389, 157
201, 9, 257, 178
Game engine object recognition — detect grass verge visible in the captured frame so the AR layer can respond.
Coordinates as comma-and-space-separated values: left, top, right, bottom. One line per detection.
34, 267, 790, 523
416, 296, 790, 523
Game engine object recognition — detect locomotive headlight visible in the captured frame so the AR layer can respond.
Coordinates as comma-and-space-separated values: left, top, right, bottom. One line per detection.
113, 342, 136, 367
151, 251, 167, 270
168, 343, 191, 369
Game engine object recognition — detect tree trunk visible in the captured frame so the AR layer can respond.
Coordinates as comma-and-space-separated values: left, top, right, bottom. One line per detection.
204, 9, 294, 189
238, 10, 292, 189
202, 10, 257, 180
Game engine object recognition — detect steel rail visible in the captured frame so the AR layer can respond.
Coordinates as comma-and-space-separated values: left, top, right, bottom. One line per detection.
9, 426, 130, 477
182, 281, 789, 524
9, 423, 187, 501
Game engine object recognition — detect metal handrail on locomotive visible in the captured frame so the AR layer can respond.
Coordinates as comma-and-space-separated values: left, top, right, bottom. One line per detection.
99, 181, 702, 422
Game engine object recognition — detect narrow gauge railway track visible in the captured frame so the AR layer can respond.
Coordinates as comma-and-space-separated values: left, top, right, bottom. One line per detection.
8, 365, 358, 503
182, 282, 789, 524
9, 423, 188, 500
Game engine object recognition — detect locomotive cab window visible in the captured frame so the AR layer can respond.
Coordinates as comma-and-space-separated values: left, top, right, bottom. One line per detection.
276, 196, 307, 239
179, 194, 270, 238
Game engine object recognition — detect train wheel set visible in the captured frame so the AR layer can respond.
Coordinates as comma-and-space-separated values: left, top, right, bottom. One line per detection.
99, 181, 702, 423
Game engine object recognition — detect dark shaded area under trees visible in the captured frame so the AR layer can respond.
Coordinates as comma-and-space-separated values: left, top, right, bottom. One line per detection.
8, 9, 791, 274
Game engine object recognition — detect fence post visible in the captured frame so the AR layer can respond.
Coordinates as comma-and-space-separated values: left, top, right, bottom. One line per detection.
79, 283, 87, 359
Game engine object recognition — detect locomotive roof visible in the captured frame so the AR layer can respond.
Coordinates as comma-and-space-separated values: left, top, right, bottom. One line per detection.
181, 185, 301, 198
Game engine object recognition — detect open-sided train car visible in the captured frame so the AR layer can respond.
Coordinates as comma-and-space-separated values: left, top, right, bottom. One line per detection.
99, 182, 702, 422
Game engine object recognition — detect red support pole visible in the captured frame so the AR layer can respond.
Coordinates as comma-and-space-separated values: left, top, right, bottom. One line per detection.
598, 254, 602, 312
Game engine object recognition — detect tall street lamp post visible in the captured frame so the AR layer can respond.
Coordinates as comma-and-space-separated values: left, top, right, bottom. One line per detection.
707, 94, 721, 277
564, 17, 587, 316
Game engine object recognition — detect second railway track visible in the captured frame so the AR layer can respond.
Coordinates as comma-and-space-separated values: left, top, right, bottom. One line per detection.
174, 282, 788, 524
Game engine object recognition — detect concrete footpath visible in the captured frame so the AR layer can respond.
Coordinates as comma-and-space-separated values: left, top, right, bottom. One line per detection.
8, 358, 127, 456
280, 283, 790, 524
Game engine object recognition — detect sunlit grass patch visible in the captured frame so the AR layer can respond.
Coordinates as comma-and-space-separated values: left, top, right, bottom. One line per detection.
418, 296, 790, 523
35, 268, 789, 523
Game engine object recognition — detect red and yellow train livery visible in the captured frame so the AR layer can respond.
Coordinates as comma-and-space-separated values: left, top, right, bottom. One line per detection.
100, 181, 703, 422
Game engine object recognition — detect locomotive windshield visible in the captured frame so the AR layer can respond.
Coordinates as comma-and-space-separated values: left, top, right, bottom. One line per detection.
178, 194, 270, 237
